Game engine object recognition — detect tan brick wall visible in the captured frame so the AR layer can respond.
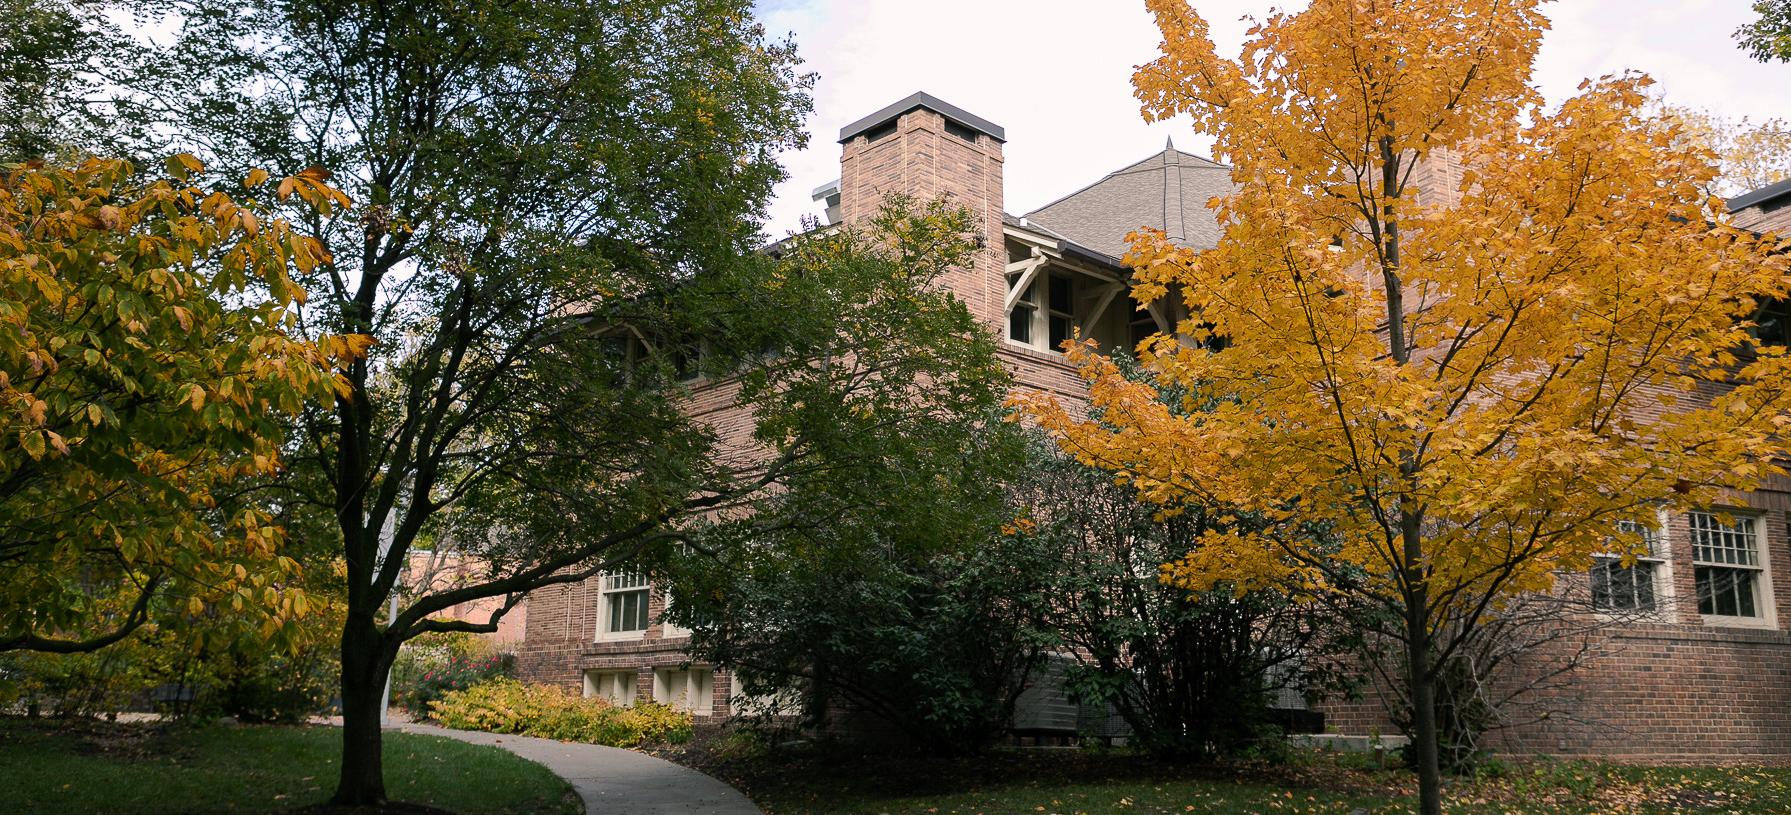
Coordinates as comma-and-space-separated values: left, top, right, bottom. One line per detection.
841, 106, 1007, 334
1735, 200, 1791, 236
521, 101, 1018, 716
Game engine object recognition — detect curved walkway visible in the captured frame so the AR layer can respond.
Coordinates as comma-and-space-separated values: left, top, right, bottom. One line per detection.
394, 722, 760, 815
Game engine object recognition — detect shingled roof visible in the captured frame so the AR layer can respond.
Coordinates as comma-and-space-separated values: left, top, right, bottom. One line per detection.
1021, 138, 1234, 259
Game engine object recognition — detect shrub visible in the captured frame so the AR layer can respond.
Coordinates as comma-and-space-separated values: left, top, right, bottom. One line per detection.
430, 678, 692, 747
392, 632, 513, 713
202, 640, 339, 724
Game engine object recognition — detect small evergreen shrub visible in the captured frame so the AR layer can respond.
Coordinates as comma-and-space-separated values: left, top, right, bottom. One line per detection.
430, 678, 692, 747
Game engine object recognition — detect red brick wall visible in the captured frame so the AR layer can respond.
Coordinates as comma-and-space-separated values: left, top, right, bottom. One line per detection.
1319, 485, 1791, 762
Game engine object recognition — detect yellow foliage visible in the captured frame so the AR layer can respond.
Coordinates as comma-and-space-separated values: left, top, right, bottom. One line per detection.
0, 156, 369, 651
1019, 0, 1791, 633
430, 678, 694, 747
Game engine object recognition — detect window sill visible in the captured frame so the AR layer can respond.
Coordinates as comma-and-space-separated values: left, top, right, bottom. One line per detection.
1593, 610, 1677, 626
1699, 614, 1777, 630
595, 630, 649, 643
1003, 338, 1064, 356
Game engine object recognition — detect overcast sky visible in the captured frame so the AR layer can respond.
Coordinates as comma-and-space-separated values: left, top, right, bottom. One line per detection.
751, 0, 1791, 237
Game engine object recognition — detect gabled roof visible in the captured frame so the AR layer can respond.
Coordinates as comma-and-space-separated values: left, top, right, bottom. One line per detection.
1022, 138, 1233, 258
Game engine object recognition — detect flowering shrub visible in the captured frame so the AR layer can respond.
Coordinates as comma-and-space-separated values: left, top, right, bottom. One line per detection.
430, 678, 693, 747
392, 632, 514, 713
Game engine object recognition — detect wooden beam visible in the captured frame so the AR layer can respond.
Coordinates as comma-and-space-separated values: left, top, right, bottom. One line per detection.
1147, 300, 1170, 332
1086, 282, 1124, 331
1004, 256, 1046, 313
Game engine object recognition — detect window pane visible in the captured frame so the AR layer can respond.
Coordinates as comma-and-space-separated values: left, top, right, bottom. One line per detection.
1755, 298, 1791, 346
1008, 273, 1036, 304
1049, 275, 1073, 313
608, 589, 650, 632
1592, 558, 1656, 611
1696, 566, 1759, 618
1690, 513, 1759, 566
1049, 314, 1073, 348
1009, 305, 1033, 344
604, 572, 648, 591
1614, 519, 1660, 556
1129, 316, 1156, 350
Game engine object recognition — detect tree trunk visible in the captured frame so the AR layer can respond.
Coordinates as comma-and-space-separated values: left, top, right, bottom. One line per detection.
1377, 135, 1441, 815
332, 613, 391, 806
1404, 577, 1443, 815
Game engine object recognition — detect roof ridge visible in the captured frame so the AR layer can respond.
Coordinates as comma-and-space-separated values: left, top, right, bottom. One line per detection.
1023, 147, 1229, 217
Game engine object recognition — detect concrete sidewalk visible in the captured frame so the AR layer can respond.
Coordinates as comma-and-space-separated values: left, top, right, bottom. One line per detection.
395, 722, 760, 815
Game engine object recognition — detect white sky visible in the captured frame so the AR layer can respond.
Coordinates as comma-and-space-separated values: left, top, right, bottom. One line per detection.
752, 0, 1791, 237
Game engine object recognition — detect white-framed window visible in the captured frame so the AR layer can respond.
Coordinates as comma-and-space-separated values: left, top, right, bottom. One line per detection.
1008, 271, 1038, 346
1690, 511, 1770, 622
583, 670, 638, 706
1590, 519, 1667, 613
1045, 273, 1075, 350
653, 667, 714, 715
659, 587, 690, 639
1007, 271, 1078, 351
598, 572, 651, 639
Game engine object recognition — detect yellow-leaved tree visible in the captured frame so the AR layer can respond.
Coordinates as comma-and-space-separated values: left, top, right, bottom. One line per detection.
1018, 2, 1791, 810
0, 156, 364, 655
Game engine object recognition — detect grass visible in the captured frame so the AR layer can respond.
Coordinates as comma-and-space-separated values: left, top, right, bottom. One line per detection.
674, 736, 1791, 815
0, 717, 580, 815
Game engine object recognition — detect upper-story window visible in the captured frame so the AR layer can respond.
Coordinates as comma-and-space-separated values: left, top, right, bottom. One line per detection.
1590, 518, 1665, 613
1007, 270, 1079, 351
1009, 273, 1037, 345
1753, 299, 1791, 347
1690, 511, 1769, 621
598, 572, 650, 639
1046, 275, 1075, 349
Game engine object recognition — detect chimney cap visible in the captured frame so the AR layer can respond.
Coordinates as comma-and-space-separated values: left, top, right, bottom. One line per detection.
838, 92, 1006, 144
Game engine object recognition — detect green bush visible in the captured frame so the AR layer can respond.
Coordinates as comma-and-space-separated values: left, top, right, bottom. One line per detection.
202, 642, 338, 724
430, 678, 692, 748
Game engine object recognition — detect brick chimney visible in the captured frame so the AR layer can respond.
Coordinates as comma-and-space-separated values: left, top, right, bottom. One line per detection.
836, 92, 1007, 328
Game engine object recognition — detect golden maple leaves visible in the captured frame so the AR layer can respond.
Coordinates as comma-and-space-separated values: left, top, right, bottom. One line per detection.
0, 155, 369, 648
1020, 0, 1791, 620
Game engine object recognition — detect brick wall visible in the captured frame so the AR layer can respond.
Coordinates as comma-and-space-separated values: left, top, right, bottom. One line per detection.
1735, 199, 1791, 236
1318, 484, 1791, 761
841, 106, 1007, 333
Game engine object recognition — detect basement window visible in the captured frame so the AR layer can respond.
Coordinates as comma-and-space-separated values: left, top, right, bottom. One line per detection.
653, 667, 714, 715
1691, 511, 1769, 622
1590, 519, 1664, 612
583, 670, 638, 706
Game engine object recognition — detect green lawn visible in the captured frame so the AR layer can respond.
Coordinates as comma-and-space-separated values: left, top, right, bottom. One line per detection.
687, 742, 1791, 815
0, 718, 579, 815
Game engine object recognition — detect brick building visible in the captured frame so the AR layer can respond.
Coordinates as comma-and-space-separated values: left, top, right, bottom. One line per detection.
518, 92, 1791, 759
